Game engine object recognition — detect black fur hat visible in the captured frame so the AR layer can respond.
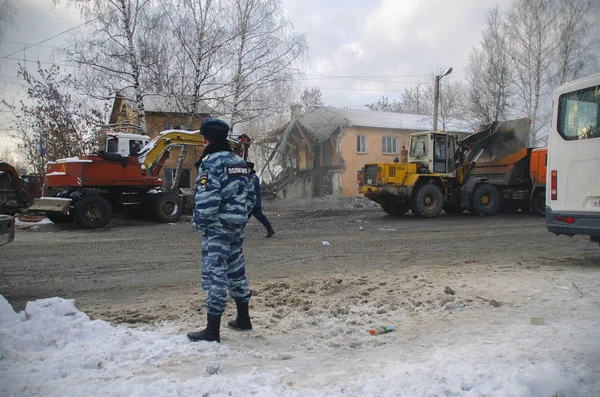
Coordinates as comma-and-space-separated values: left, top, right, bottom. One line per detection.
200, 118, 230, 142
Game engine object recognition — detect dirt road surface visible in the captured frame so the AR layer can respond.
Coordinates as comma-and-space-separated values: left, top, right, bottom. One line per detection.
2, 205, 600, 394
1, 206, 598, 325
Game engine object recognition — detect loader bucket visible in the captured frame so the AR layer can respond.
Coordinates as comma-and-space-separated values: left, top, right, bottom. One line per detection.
466, 118, 531, 164
27, 197, 72, 214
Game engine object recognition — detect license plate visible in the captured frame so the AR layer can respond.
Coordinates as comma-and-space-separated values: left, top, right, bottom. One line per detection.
592, 198, 600, 207
0, 233, 11, 246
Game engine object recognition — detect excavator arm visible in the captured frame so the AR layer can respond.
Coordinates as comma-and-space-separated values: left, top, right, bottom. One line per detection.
138, 130, 206, 178
137, 130, 252, 178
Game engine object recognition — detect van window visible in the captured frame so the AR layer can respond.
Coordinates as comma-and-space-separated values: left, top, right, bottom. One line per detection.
557, 85, 600, 140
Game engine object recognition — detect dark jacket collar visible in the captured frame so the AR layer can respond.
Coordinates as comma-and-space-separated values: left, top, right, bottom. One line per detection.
195, 141, 232, 168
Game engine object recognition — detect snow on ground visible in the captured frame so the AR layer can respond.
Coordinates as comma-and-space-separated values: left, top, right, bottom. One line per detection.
14, 218, 53, 226
2, 261, 599, 397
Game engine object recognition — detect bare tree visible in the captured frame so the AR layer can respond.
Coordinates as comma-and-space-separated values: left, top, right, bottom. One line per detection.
159, 0, 233, 191
436, 79, 467, 131
506, 0, 560, 145
0, 0, 16, 45
300, 87, 324, 111
466, 7, 513, 127
554, 0, 598, 85
399, 83, 429, 115
224, 0, 307, 132
59, 0, 155, 135
364, 78, 466, 131
2, 63, 102, 176
365, 95, 400, 112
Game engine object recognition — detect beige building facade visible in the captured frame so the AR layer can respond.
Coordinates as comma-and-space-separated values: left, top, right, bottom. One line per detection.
266, 107, 470, 198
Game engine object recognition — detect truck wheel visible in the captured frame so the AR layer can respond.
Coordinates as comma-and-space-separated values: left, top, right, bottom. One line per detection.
73, 195, 112, 229
152, 192, 182, 223
532, 190, 546, 217
382, 202, 409, 216
412, 183, 443, 218
471, 184, 500, 216
46, 212, 73, 224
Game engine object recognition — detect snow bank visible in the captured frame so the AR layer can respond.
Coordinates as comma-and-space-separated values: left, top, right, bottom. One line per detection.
14, 218, 54, 226
0, 295, 597, 397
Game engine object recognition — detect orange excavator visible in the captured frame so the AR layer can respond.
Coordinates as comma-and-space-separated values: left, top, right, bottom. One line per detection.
23, 130, 251, 228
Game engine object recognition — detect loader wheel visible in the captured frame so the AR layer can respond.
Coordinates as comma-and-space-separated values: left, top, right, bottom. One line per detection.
532, 190, 546, 217
73, 195, 112, 229
382, 202, 409, 216
46, 212, 73, 224
443, 205, 464, 214
471, 184, 500, 216
412, 183, 443, 218
152, 192, 182, 223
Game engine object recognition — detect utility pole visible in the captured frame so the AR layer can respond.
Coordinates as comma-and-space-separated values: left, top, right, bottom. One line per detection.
432, 67, 453, 132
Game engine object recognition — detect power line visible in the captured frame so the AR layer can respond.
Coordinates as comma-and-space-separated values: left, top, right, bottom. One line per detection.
0, 18, 97, 60
2, 40, 64, 50
303, 86, 405, 92
2, 57, 69, 66
304, 72, 429, 79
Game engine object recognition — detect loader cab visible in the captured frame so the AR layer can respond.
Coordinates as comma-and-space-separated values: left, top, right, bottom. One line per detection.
408, 131, 459, 176
106, 133, 150, 158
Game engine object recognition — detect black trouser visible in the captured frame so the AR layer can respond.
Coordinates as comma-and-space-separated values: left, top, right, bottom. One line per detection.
249, 207, 272, 229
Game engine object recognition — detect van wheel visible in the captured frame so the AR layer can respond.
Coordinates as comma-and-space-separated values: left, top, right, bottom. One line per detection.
532, 190, 546, 217
471, 184, 500, 216
412, 183, 443, 218
152, 192, 182, 223
73, 195, 112, 229
382, 202, 409, 216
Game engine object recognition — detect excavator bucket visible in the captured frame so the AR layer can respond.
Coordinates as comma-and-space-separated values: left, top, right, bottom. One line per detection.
466, 118, 531, 164
27, 197, 72, 214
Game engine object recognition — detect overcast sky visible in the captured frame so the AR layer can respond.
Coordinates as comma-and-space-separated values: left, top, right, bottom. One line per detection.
0, 0, 503, 152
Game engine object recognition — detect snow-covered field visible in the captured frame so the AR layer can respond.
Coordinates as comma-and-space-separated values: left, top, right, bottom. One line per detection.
2, 259, 599, 397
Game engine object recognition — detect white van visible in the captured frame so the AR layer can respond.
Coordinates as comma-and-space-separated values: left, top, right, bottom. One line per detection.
546, 73, 600, 244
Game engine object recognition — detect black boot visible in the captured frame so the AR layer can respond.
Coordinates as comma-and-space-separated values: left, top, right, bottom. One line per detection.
228, 300, 252, 331
265, 226, 275, 238
188, 313, 221, 342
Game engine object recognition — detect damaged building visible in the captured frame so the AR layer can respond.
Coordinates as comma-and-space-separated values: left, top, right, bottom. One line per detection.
264, 106, 470, 198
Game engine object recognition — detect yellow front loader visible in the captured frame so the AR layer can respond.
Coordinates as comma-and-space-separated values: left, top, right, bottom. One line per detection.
358, 118, 533, 217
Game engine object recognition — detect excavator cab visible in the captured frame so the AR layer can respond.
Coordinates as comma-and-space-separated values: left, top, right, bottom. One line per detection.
105, 133, 151, 157
407, 131, 459, 176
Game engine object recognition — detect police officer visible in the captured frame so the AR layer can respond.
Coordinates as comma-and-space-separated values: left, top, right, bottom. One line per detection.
188, 118, 256, 343
246, 161, 275, 238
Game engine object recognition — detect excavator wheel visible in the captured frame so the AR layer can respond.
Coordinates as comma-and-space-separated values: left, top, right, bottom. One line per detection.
152, 192, 182, 223
411, 182, 443, 218
73, 195, 113, 229
532, 190, 546, 217
382, 202, 409, 216
471, 184, 500, 216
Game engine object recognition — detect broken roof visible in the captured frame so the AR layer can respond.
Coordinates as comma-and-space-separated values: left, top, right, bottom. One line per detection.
270, 107, 471, 143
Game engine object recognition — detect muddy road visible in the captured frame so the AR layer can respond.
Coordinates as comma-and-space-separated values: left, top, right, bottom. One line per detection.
1, 207, 598, 325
